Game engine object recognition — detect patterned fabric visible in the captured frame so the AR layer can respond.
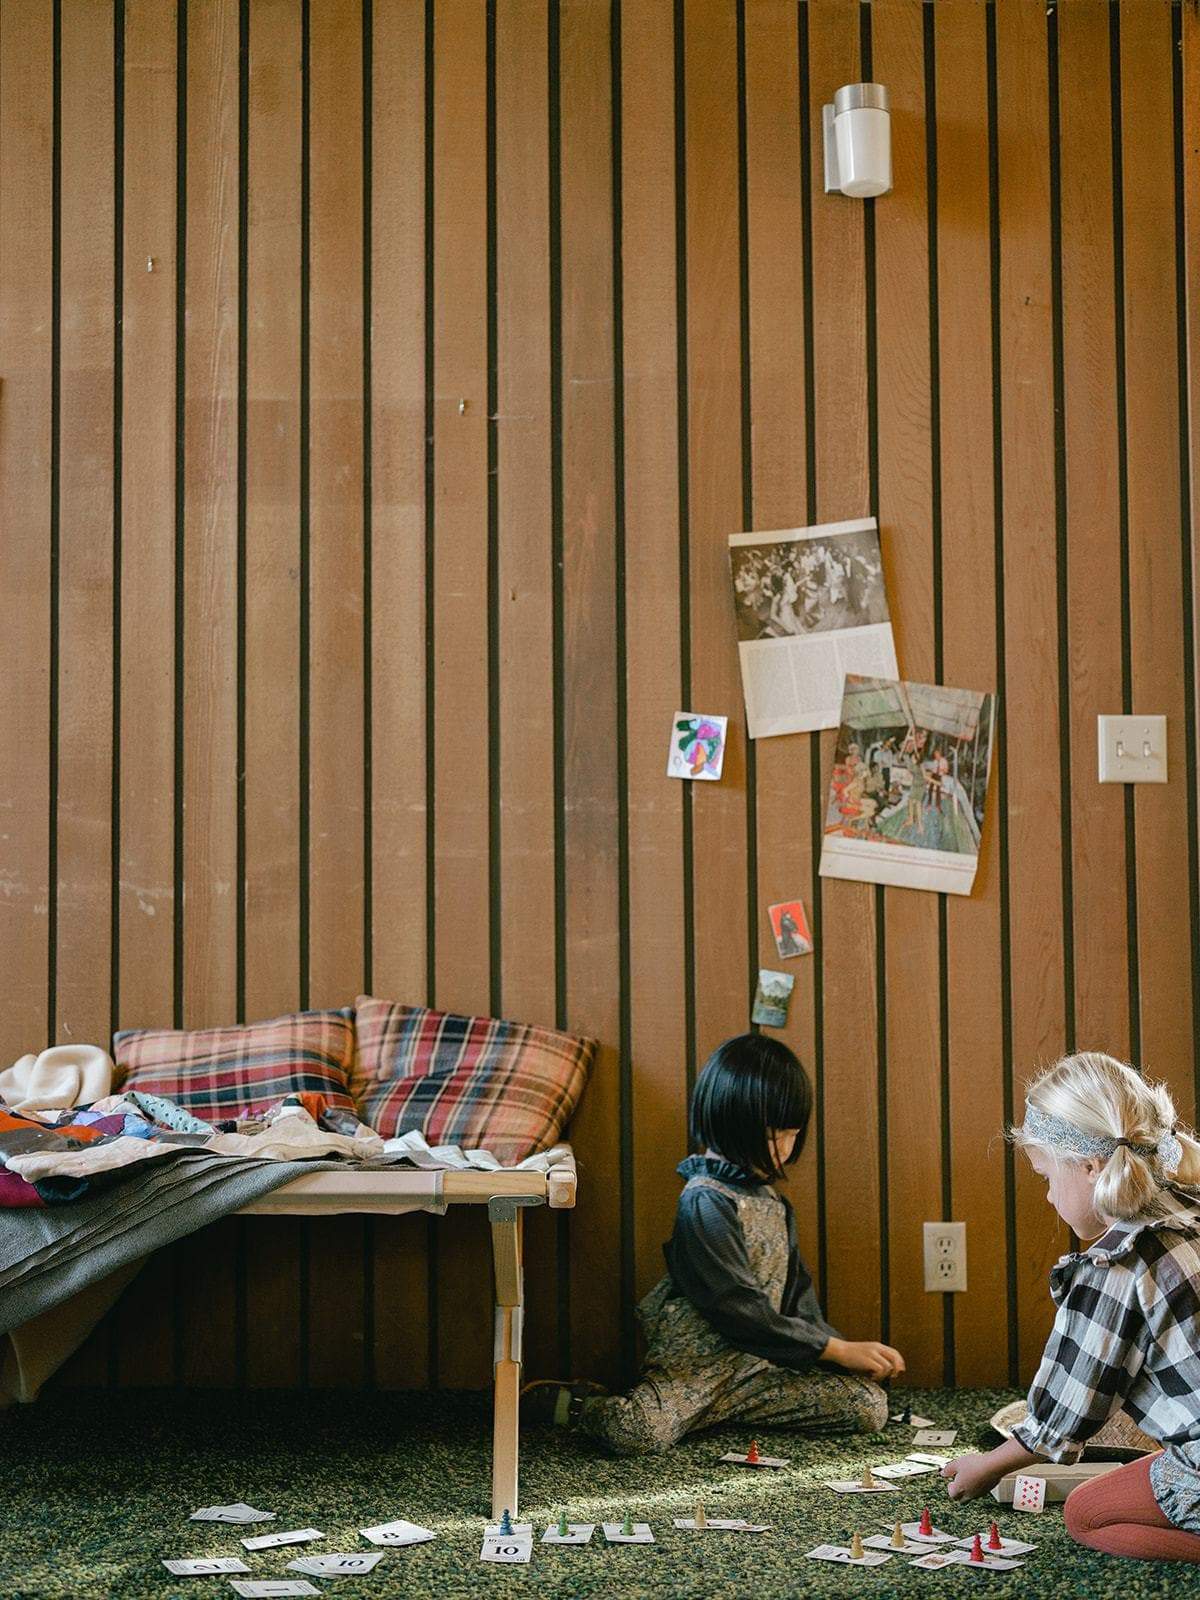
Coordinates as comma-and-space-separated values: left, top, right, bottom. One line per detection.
350, 995, 595, 1163
0, 1099, 165, 1205
113, 1010, 357, 1123
1012, 1186, 1200, 1533
581, 1164, 884, 1454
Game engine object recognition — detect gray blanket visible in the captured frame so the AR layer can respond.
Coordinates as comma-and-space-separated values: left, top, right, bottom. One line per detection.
0, 1152, 328, 1336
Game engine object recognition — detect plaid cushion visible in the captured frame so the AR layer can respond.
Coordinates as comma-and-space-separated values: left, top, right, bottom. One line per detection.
113, 1009, 357, 1123
350, 995, 595, 1163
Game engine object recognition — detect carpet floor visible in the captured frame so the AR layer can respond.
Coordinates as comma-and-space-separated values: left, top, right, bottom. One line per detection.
0, 1387, 1185, 1598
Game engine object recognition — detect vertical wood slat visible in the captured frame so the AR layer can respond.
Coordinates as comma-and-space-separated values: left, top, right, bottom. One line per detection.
175, 0, 240, 1385
113, 0, 182, 1388
872, 0, 941, 1386
430, 0, 494, 1391
56, 0, 115, 1054
620, 0, 689, 1321
1120, 0, 1195, 1124
937, 0, 1008, 1390
494, 0, 560, 1379
242, 0, 305, 1389
305, 0, 368, 1389
560, 0, 622, 1389
743, 0, 820, 1286
807, 0, 880, 1344
369, 0, 432, 1391
996, 0, 1070, 1382
1058, 0, 1130, 1062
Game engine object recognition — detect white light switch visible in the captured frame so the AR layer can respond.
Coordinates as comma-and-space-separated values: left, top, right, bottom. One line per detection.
1097, 715, 1167, 784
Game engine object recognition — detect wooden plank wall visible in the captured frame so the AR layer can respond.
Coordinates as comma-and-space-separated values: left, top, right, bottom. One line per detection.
2, 0, 1197, 1395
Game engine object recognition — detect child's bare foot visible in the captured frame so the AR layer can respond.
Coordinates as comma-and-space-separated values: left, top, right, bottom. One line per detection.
521, 1379, 608, 1427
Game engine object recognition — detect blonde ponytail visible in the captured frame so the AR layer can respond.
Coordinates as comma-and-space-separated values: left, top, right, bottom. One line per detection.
1013, 1051, 1198, 1223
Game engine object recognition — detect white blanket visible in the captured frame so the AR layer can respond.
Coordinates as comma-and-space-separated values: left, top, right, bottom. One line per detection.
0, 1045, 112, 1114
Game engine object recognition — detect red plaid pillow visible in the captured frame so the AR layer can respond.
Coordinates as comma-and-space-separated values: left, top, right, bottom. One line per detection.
113, 1009, 357, 1123
350, 996, 595, 1163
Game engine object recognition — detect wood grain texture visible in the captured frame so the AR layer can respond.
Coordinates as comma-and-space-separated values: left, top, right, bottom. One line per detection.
15, 0, 1197, 1395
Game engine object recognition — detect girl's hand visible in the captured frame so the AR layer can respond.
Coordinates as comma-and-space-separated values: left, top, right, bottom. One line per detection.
942, 1452, 1008, 1501
823, 1337, 906, 1378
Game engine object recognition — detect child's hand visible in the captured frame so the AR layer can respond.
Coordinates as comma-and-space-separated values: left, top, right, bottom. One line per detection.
942, 1452, 1007, 1501
823, 1337, 905, 1378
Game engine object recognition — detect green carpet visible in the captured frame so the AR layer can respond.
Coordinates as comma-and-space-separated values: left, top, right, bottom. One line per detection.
0, 1388, 1183, 1598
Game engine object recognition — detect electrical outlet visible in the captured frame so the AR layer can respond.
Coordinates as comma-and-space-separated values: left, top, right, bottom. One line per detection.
923, 1221, 967, 1293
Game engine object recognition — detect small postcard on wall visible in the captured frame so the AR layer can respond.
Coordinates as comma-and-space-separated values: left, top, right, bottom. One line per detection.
768, 900, 813, 959
667, 713, 728, 781
728, 518, 898, 738
819, 675, 997, 897
751, 969, 795, 1028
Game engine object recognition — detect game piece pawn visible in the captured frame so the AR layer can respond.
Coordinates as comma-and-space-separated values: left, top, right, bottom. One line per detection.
861, 1466, 877, 1490
694, 1502, 707, 1530
557, 1511, 570, 1539
889, 1520, 906, 1550
746, 1439, 761, 1465
497, 1509, 514, 1537
899, 1407, 912, 1425
968, 1534, 985, 1564
987, 1521, 1003, 1552
848, 1531, 865, 1561
918, 1506, 934, 1538
621, 1512, 635, 1538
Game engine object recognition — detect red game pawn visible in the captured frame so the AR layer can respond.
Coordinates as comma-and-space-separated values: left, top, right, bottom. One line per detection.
968, 1534, 985, 1564
746, 1439, 761, 1465
987, 1521, 1003, 1552
918, 1507, 933, 1538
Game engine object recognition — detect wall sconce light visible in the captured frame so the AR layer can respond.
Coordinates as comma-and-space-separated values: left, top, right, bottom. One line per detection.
822, 83, 891, 198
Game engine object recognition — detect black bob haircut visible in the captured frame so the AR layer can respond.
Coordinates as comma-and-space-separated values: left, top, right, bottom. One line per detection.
689, 1033, 813, 1180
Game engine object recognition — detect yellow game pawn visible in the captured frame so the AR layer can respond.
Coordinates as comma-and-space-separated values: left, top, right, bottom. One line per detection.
693, 1501, 707, 1529
861, 1466, 877, 1490
849, 1531, 865, 1560
889, 1519, 906, 1549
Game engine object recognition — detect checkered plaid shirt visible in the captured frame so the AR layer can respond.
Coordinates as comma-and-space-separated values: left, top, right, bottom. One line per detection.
1012, 1189, 1200, 1464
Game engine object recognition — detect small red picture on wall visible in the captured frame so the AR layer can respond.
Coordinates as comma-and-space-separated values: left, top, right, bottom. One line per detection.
768, 900, 813, 960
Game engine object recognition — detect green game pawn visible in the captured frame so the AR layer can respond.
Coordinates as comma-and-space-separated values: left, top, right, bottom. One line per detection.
557, 1510, 570, 1539
621, 1511, 634, 1538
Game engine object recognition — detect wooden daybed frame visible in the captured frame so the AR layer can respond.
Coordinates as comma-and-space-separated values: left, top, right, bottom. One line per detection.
237, 1150, 578, 1521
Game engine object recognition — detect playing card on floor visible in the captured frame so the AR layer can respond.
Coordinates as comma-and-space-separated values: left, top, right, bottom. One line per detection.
953, 1534, 1037, 1557
1011, 1474, 1047, 1514
891, 1412, 936, 1429
240, 1527, 324, 1551
287, 1553, 385, 1575
891, 1520, 957, 1544
954, 1552, 1025, 1572
804, 1544, 892, 1566
228, 1584, 320, 1599
823, 1479, 896, 1493
907, 1452, 953, 1467
912, 1429, 957, 1446
862, 1533, 928, 1554
603, 1522, 655, 1543
871, 1461, 937, 1479
161, 1558, 250, 1575
189, 1503, 276, 1523
672, 1518, 770, 1532
480, 1535, 533, 1564
359, 1519, 437, 1546
910, 1550, 961, 1570
720, 1450, 788, 1468
541, 1523, 595, 1544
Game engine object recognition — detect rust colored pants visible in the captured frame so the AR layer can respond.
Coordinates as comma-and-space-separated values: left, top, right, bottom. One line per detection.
1064, 1455, 1200, 1563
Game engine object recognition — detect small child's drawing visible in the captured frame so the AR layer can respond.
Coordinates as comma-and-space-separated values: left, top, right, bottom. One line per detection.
667, 713, 728, 781
768, 899, 813, 959
751, 969, 795, 1028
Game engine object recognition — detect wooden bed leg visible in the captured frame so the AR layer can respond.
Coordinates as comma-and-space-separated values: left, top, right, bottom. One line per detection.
488, 1196, 538, 1521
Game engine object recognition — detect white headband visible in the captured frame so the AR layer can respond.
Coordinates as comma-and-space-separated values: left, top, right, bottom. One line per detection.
1021, 1103, 1183, 1175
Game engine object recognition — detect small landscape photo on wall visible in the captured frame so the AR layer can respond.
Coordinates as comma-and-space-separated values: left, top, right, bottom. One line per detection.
819, 675, 996, 897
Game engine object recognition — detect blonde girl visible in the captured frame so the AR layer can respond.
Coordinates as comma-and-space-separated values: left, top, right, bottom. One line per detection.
942, 1051, 1200, 1562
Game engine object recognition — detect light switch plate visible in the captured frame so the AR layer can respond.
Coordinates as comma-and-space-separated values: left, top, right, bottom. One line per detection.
1097, 715, 1167, 784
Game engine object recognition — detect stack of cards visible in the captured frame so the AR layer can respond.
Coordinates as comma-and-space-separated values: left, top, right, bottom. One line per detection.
359, 1519, 437, 1547
189, 1503, 276, 1525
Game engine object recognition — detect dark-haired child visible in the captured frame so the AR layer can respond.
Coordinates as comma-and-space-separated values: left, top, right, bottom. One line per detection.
525, 1034, 903, 1453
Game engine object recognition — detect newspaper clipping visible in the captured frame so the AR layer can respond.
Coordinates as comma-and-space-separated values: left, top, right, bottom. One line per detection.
819, 675, 997, 897
728, 518, 898, 738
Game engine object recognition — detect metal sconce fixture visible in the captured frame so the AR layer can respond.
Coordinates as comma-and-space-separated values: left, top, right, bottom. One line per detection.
822, 82, 892, 198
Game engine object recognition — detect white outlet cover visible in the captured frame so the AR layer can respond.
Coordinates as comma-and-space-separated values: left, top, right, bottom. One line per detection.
1097, 715, 1167, 784
923, 1221, 967, 1293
